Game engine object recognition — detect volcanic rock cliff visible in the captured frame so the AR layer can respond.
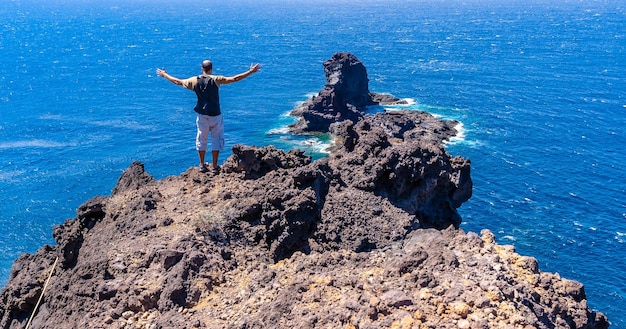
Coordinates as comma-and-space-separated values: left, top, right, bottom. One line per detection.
0, 53, 608, 329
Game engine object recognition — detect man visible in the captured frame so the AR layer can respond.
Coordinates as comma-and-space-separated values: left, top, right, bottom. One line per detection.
156, 60, 261, 173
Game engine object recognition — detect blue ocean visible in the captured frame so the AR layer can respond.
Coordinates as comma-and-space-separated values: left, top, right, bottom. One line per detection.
1, 0, 624, 326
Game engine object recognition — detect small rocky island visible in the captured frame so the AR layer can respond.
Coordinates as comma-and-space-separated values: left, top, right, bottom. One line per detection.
0, 53, 608, 328
289, 52, 408, 134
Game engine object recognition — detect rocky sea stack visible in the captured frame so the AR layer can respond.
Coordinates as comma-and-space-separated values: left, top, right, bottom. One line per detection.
0, 53, 608, 328
289, 52, 408, 134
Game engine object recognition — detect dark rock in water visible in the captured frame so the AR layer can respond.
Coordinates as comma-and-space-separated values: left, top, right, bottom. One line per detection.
0, 54, 609, 329
323, 52, 371, 107
290, 52, 407, 133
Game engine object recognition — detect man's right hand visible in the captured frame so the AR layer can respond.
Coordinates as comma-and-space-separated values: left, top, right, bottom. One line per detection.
249, 63, 261, 73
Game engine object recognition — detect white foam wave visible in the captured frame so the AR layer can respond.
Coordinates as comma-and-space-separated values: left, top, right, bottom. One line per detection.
39, 114, 63, 120
0, 170, 26, 182
280, 110, 295, 117
34, 115, 153, 131
401, 98, 416, 105
267, 127, 290, 135
381, 98, 416, 112
446, 121, 466, 145
296, 138, 332, 154
0, 140, 74, 149
383, 107, 404, 112
89, 120, 153, 130
501, 235, 517, 242
267, 126, 333, 155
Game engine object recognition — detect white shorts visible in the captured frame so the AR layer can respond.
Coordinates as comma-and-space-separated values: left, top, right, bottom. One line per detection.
196, 114, 224, 152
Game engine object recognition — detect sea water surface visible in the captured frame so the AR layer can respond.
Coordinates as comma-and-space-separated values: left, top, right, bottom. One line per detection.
1, 0, 625, 326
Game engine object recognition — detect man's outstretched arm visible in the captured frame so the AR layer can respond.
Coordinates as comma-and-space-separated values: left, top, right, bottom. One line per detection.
156, 68, 183, 86
221, 64, 261, 85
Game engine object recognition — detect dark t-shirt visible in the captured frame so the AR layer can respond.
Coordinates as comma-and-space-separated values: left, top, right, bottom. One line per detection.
182, 74, 224, 116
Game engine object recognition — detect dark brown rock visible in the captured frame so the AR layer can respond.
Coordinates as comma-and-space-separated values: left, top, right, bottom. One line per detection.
290, 52, 407, 133
0, 148, 607, 329
111, 161, 154, 196
222, 144, 312, 179
326, 110, 472, 229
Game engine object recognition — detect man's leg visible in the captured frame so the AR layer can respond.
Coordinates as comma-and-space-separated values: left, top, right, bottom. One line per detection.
208, 115, 225, 171
196, 115, 210, 170
211, 150, 219, 169
199, 150, 206, 167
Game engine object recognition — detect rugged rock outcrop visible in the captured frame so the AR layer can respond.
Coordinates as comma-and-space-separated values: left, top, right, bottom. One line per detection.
290, 52, 407, 133
0, 153, 608, 329
0, 54, 609, 329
